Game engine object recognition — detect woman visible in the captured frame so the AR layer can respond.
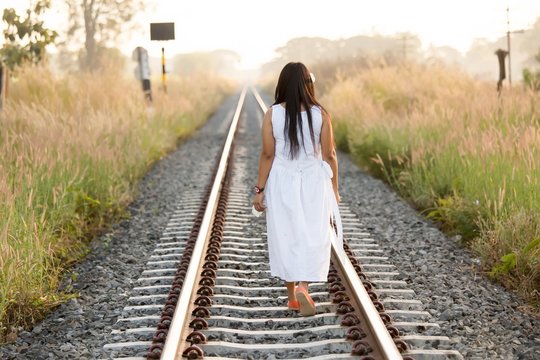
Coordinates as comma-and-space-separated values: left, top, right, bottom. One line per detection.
252, 62, 342, 316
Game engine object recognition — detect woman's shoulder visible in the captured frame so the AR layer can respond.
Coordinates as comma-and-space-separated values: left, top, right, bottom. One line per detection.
314, 105, 331, 123
310, 105, 326, 119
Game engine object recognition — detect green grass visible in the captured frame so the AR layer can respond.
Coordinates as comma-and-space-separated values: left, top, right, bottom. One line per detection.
0, 66, 233, 342
322, 63, 540, 309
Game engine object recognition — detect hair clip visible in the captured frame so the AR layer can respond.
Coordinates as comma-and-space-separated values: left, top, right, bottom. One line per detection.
310, 72, 316, 83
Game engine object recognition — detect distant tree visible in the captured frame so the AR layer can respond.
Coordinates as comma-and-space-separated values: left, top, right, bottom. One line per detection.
519, 17, 540, 65
463, 38, 505, 80
274, 37, 336, 65
261, 34, 422, 76
425, 45, 464, 67
523, 48, 540, 91
65, 0, 144, 71
94, 46, 127, 73
0, 0, 57, 70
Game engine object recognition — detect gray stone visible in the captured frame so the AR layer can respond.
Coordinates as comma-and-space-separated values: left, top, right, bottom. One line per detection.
59, 343, 73, 352
31, 325, 42, 335
340, 145, 540, 359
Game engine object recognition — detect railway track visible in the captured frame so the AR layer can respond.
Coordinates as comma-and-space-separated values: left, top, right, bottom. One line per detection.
102, 87, 464, 359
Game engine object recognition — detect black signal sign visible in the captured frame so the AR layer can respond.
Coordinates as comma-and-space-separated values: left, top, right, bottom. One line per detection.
150, 22, 175, 41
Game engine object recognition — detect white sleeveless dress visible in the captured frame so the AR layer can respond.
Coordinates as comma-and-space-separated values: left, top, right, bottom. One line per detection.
265, 104, 343, 282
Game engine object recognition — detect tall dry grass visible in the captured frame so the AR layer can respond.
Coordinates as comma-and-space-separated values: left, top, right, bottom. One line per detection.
0, 66, 232, 341
321, 63, 540, 307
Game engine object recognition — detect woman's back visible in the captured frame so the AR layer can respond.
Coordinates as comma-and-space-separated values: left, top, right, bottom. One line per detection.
271, 104, 323, 162
253, 62, 341, 317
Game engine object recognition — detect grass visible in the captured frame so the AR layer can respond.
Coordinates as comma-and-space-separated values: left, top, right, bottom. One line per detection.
0, 66, 233, 342
320, 63, 540, 308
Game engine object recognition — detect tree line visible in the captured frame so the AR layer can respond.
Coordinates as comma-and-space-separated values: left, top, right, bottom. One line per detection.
1, 0, 143, 71
260, 20, 540, 89
1, 2, 539, 89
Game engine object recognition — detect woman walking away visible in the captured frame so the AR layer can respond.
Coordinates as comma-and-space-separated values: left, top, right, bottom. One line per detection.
252, 62, 343, 317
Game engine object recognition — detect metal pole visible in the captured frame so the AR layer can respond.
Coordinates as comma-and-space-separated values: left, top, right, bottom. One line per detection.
161, 47, 167, 93
507, 6, 512, 86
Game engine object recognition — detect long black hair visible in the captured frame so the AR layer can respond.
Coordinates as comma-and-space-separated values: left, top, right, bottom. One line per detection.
273, 62, 325, 159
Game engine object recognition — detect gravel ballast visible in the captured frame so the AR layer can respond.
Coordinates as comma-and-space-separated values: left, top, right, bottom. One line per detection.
1, 90, 538, 360
340, 154, 539, 360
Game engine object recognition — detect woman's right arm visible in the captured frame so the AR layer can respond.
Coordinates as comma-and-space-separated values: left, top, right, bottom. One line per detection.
320, 110, 340, 203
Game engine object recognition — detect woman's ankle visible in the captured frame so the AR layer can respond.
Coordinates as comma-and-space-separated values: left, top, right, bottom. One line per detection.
285, 282, 296, 301
297, 282, 309, 292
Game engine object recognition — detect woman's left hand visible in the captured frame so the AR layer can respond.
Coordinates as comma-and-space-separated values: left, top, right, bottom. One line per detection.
253, 193, 266, 212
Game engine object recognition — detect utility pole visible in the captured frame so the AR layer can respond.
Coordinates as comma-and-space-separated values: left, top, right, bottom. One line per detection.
398, 33, 415, 61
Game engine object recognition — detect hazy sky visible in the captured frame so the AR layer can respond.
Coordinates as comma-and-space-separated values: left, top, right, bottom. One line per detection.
2, 0, 540, 69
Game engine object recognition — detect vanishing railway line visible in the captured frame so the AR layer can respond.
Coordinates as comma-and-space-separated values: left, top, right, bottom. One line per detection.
101, 87, 463, 359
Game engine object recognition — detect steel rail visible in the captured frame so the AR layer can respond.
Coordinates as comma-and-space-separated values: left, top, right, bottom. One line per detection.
250, 86, 403, 360
160, 86, 247, 360
250, 85, 268, 113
